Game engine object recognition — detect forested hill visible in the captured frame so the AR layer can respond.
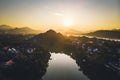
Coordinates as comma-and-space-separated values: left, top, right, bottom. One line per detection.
26, 30, 65, 47
86, 30, 120, 39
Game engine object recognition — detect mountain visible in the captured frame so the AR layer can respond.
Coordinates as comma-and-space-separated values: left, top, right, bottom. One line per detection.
26, 30, 65, 50
86, 30, 120, 39
0, 25, 41, 34
28, 29, 65, 45
10, 27, 41, 34
0, 25, 13, 34
0, 25, 13, 30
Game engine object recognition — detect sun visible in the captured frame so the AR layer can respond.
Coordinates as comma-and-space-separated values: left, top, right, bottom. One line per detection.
63, 18, 73, 27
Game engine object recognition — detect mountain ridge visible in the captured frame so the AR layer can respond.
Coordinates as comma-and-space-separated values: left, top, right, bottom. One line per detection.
86, 30, 120, 39
0, 25, 41, 34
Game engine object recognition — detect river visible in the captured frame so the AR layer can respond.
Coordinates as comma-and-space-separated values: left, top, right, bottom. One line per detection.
73, 35, 120, 42
43, 53, 89, 80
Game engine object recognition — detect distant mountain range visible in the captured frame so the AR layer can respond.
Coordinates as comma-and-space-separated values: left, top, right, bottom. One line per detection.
1, 25, 120, 39
86, 30, 120, 39
0, 25, 82, 35
0, 25, 41, 34
0, 25, 13, 30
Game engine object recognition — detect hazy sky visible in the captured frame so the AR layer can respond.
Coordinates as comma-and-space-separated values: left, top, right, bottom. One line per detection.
0, 0, 119, 32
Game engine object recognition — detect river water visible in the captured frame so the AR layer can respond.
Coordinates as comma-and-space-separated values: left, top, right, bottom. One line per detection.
43, 53, 89, 80
78, 35, 120, 42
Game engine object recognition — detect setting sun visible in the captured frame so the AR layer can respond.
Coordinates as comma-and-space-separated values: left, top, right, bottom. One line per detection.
63, 18, 73, 27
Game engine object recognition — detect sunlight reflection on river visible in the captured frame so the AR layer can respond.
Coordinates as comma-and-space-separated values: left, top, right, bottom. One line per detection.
43, 53, 89, 80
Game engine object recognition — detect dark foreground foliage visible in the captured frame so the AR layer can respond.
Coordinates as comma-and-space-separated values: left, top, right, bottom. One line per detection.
0, 47, 50, 80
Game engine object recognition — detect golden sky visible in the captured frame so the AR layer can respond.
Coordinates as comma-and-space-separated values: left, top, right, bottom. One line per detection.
0, 0, 120, 32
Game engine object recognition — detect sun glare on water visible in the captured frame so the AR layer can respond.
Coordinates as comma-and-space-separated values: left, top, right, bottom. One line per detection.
63, 18, 73, 27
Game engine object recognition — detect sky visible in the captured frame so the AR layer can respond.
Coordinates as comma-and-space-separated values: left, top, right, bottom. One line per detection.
0, 0, 120, 32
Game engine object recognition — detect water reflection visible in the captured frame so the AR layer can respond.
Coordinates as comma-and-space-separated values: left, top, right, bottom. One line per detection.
43, 53, 89, 80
